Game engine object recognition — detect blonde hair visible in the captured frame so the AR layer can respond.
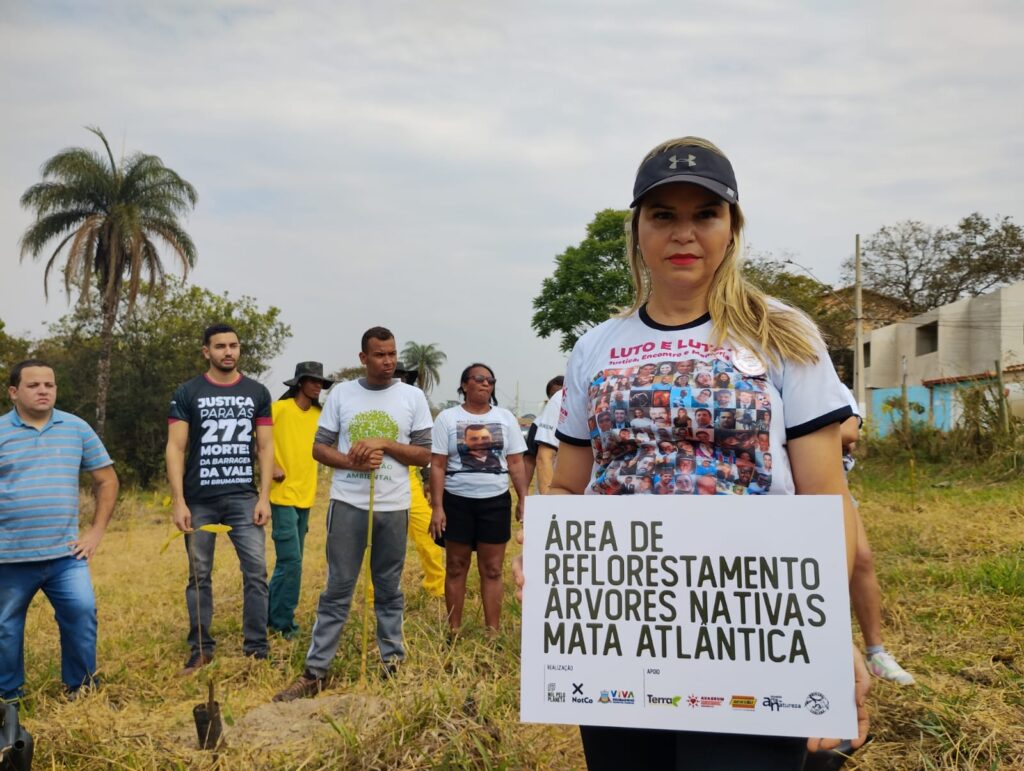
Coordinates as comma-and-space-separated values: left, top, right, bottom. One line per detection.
623, 136, 819, 366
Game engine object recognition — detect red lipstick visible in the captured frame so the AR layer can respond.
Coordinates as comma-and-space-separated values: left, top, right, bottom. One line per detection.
668, 253, 700, 265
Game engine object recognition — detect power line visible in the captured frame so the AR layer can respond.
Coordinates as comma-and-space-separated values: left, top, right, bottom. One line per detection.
781, 258, 856, 313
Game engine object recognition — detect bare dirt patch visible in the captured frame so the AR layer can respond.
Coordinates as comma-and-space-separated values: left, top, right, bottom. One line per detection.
171, 692, 389, 753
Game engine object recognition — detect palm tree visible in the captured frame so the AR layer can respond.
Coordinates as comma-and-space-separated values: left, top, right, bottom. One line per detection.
399, 341, 446, 396
20, 127, 198, 436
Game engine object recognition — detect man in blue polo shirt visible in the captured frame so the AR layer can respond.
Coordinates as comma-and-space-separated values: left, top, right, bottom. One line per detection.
0, 359, 119, 702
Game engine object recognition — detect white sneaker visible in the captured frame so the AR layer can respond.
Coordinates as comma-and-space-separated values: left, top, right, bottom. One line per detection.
866, 651, 915, 685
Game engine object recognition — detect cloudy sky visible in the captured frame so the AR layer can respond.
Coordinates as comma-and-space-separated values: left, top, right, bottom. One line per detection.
2, 0, 1021, 414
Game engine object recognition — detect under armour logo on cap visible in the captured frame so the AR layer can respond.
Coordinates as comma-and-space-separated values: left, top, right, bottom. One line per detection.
668, 154, 696, 169
631, 144, 739, 207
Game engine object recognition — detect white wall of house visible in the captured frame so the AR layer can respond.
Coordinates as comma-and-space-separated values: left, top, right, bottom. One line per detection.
864, 282, 1024, 390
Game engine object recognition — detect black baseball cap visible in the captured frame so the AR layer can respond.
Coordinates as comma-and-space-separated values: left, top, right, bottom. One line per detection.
631, 145, 738, 208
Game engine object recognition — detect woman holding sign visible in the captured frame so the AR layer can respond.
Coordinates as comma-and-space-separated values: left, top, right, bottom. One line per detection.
430, 363, 528, 636
515, 137, 869, 768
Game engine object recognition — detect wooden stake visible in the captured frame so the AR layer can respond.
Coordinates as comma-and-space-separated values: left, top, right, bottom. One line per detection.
359, 472, 377, 684
909, 457, 917, 510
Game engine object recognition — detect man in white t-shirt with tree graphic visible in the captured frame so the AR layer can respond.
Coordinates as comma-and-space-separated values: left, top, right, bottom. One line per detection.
274, 327, 432, 701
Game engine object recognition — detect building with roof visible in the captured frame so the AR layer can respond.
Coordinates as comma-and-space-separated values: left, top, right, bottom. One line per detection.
861, 282, 1024, 433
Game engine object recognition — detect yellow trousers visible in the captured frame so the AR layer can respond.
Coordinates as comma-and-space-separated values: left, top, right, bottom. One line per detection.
368, 468, 445, 600
407, 468, 446, 597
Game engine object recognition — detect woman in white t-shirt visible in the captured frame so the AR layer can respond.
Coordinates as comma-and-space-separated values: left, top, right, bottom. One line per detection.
429, 363, 527, 636
514, 136, 869, 769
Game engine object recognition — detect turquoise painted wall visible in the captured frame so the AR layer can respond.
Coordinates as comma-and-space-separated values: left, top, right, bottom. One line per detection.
869, 381, 994, 435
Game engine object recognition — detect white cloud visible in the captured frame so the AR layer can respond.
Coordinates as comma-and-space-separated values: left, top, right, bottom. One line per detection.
2, 0, 1021, 410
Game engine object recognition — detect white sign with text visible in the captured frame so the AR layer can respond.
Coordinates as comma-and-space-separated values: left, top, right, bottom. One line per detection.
519, 495, 857, 739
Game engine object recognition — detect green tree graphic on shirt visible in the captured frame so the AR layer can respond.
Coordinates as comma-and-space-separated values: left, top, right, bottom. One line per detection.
350, 410, 399, 443
348, 410, 400, 482
350, 409, 401, 481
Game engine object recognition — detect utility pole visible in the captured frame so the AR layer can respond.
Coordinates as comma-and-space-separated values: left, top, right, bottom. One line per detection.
854, 234, 865, 414
996, 359, 1010, 433
901, 354, 910, 445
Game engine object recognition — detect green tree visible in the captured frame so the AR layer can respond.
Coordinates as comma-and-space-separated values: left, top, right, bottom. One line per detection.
0, 319, 32, 378
743, 253, 854, 382
329, 365, 364, 383
19, 126, 198, 437
36, 278, 290, 486
531, 209, 632, 352
841, 214, 1024, 314
399, 341, 447, 395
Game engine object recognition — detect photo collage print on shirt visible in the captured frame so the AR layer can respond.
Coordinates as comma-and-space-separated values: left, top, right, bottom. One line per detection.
587, 356, 773, 495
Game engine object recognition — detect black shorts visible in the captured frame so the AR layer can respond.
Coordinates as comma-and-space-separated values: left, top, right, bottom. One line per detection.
442, 489, 512, 547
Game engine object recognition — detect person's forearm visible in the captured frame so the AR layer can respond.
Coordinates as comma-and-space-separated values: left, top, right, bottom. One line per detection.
166, 447, 186, 502
313, 442, 354, 470
429, 460, 447, 508
508, 455, 528, 501
257, 435, 274, 498
789, 424, 856, 578
523, 455, 537, 490
91, 470, 119, 531
536, 445, 556, 495
383, 441, 431, 467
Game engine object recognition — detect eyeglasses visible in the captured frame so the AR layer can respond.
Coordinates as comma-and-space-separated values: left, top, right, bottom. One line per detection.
468, 375, 496, 385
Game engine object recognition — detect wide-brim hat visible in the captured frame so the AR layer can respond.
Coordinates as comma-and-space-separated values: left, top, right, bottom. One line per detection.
283, 361, 335, 388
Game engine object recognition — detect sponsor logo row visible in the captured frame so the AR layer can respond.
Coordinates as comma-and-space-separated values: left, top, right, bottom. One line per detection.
546, 683, 829, 715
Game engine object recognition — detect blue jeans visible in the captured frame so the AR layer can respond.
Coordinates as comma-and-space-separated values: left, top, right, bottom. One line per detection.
268, 504, 310, 634
0, 556, 97, 700
185, 493, 268, 657
305, 500, 408, 676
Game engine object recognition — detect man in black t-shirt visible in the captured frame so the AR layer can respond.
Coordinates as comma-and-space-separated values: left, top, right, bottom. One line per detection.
166, 323, 274, 674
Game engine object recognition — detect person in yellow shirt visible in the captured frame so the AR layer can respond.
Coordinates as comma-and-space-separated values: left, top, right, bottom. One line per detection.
268, 361, 334, 638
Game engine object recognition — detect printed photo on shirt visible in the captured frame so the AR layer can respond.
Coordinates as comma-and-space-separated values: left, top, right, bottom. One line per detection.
457, 422, 505, 472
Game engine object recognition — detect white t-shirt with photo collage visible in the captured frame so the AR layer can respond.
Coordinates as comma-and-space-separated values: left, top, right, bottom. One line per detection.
433, 405, 527, 499
555, 306, 853, 497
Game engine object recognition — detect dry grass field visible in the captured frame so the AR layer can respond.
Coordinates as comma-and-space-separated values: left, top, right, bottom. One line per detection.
15, 457, 1024, 769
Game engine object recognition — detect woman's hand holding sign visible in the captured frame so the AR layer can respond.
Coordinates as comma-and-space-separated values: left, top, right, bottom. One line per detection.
806, 645, 870, 752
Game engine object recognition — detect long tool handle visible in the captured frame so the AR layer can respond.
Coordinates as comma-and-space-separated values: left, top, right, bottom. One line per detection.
359, 471, 377, 683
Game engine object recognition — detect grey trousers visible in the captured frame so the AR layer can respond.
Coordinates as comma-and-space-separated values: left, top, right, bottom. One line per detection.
185, 493, 269, 656
305, 499, 408, 676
